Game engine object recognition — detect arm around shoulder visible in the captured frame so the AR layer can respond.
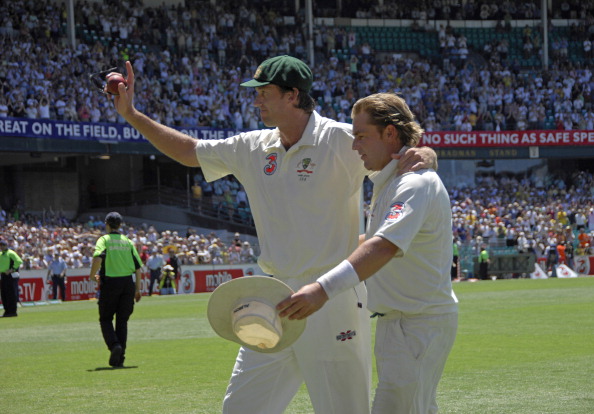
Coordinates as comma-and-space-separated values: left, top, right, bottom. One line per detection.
395, 146, 438, 174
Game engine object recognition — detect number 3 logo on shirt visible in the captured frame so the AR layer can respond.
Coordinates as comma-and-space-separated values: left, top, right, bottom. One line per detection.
264, 153, 278, 175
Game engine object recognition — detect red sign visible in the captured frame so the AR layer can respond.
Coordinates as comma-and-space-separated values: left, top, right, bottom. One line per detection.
181, 268, 245, 294
420, 130, 594, 147
67, 275, 99, 301
17, 277, 45, 302
574, 255, 593, 275
2, 264, 264, 304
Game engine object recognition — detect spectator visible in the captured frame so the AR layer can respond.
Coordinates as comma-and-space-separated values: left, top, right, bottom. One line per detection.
46, 251, 68, 301
196, 239, 212, 264
158, 264, 177, 295
239, 241, 255, 263
577, 227, 592, 249
208, 241, 223, 265
545, 242, 560, 277
146, 248, 164, 296
227, 241, 241, 264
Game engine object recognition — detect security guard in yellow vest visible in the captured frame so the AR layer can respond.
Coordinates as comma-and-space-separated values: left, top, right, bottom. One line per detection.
0, 239, 22, 317
478, 244, 490, 280
89, 212, 142, 367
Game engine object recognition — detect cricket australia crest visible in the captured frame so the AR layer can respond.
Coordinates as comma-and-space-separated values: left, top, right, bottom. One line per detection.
296, 158, 315, 181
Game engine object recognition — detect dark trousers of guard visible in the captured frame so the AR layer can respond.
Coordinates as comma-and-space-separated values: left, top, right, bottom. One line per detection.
1, 273, 17, 316
451, 256, 459, 280
148, 268, 160, 295
52, 275, 66, 301
13, 276, 20, 303
98, 276, 135, 355
479, 262, 489, 280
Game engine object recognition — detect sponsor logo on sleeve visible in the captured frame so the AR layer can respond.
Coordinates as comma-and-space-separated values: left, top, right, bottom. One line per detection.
264, 153, 278, 175
385, 202, 405, 221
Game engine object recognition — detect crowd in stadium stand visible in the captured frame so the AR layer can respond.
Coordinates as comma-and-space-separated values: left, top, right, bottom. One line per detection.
1, 0, 594, 131
191, 172, 254, 226
0, 206, 258, 269
336, 0, 590, 20
1, 169, 593, 272
1, 1, 593, 273
447, 169, 594, 273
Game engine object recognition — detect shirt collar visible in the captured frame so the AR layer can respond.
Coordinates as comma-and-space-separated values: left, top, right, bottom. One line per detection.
368, 145, 408, 188
369, 158, 399, 189
262, 111, 320, 151
296, 111, 320, 148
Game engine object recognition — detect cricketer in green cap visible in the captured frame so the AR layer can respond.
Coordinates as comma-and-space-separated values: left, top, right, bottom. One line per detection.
240, 55, 313, 93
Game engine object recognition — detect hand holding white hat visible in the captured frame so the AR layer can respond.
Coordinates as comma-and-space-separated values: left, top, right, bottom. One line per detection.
207, 276, 306, 353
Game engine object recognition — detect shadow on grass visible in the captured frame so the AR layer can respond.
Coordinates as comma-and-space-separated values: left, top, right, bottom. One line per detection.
87, 366, 139, 372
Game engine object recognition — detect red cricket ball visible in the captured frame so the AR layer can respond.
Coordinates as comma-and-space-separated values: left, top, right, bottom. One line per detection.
105, 73, 127, 95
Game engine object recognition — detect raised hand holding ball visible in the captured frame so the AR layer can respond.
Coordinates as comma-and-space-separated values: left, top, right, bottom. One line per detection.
105, 73, 128, 96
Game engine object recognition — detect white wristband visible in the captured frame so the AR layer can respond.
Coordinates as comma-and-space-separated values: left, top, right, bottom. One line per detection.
316, 260, 360, 300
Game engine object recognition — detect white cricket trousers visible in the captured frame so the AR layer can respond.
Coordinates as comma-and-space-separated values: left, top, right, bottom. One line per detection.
372, 311, 458, 414
222, 282, 372, 414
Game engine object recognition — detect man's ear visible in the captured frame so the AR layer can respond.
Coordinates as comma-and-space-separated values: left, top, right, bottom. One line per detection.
289, 87, 300, 102
385, 124, 400, 143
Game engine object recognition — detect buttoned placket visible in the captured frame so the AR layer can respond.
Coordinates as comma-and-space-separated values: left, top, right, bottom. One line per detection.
367, 160, 399, 234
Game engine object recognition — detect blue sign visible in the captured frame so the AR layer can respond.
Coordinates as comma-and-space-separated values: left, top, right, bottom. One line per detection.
0, 117, 245, 142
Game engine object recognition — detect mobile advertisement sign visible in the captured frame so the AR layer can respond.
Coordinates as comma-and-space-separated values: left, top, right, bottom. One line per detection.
3, 264, 265, 304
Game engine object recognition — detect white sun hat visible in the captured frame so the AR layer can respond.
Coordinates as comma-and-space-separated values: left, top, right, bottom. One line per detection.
207, 276, 306, 353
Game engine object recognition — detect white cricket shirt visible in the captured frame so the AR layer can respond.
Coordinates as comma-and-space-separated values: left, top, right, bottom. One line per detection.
196, 111, 367, 281
365, 159, 458, 314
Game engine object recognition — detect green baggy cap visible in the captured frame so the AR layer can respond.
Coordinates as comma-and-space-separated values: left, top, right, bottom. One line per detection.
240, 55, 313, 92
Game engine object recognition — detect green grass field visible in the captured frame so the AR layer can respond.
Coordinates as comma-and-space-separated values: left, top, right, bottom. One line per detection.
2, 277, 593, 413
